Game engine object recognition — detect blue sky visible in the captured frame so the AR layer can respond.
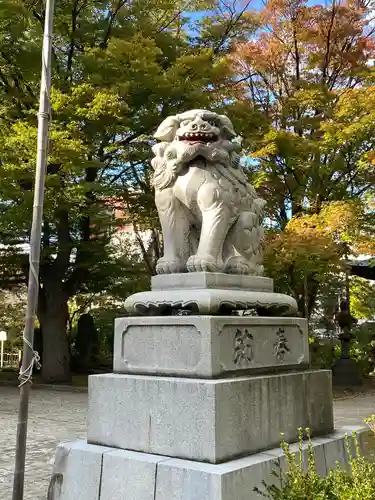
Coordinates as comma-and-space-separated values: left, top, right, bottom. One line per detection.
188, 0, 327, 20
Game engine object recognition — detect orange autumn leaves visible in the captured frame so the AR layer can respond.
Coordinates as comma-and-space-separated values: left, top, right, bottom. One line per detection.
224, 0, 375, 310
264, 200, 375, 279
232, 0, 375, 90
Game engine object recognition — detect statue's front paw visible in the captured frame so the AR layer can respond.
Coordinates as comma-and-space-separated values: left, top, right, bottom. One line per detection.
156, 258, 186, 274
186, 254, 220, 273
224, 256, 251, 275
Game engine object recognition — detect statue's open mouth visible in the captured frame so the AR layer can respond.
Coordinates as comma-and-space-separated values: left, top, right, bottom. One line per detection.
178, 132, 217, 143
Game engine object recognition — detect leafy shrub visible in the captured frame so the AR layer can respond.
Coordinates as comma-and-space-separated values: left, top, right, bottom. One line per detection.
70, 313, 100, 372
309, 337, 340, 370
309, 331, 375, 378
256, 425, 375, 500
350, 326, 375, 377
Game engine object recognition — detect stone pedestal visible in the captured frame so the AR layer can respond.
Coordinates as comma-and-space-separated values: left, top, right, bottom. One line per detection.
50, 273, 352, 499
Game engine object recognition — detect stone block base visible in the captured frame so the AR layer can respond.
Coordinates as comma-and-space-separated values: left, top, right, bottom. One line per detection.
87, 370, 333, 463
114, 315, 309, 378
49, 426, 367, 500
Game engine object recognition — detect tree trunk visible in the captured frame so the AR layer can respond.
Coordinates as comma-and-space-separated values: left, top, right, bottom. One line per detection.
38, 284, 71, 383
295, 274, 319, 319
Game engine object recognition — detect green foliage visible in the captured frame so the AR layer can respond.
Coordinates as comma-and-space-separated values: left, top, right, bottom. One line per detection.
69, 294, 129, 360
0, 289, 27, 343
309, 324, 375, 378
2, 0, 375, 378
310, 338, 340, 371
350, 278, 375, 321
90, 303, 129, 358
349, 323, 375, 378
256, 428, 375, 500
0, 0, 257, 381
71, 313, 100, 372
231, 0, 375, 316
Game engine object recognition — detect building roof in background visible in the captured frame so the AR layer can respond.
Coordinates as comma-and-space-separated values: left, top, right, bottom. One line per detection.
350, 258, 375, 280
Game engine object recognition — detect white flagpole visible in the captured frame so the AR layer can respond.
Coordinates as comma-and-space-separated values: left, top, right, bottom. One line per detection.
12, 0, 55, 498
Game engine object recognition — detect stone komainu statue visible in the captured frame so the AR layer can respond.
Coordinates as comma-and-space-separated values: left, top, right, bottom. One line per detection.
151, 109, 265, 276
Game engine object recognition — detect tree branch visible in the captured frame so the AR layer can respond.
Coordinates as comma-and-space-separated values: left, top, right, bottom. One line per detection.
101, 0, 128, 49
321, 0, 337, 84
67, 0, 80, 81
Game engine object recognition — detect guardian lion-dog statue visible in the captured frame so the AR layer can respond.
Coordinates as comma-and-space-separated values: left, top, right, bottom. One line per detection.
151, 109, 265, 275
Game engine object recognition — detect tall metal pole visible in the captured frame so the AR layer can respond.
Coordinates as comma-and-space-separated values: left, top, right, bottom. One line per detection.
12, 0, 55, 498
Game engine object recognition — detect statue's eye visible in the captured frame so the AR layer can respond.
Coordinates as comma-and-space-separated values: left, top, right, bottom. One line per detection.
208, 120, 216, 126
181, 120, 190, 127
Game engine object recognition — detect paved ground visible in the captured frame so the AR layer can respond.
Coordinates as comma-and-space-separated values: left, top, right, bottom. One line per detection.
0, 387, 87, 500
0, 386, 374, 500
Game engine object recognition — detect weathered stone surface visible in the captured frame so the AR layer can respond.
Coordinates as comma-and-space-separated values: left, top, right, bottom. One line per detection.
155, 452, 278, 500
49, 440, 112, 500
114, 316, 309, 377
87, 370, 333, 463
100, 450, 168, 500
151, 272, 273, 292
50, 426, 367, 500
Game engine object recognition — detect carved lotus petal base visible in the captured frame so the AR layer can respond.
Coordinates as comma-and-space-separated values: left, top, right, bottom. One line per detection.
124, 289, 298, 316
125, 272, 297, 317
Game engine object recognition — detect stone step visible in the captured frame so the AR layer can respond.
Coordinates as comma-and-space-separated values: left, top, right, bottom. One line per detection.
50, 426, 367, 500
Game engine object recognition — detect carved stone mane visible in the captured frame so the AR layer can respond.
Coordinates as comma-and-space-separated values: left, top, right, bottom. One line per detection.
151, 110, 240, 191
